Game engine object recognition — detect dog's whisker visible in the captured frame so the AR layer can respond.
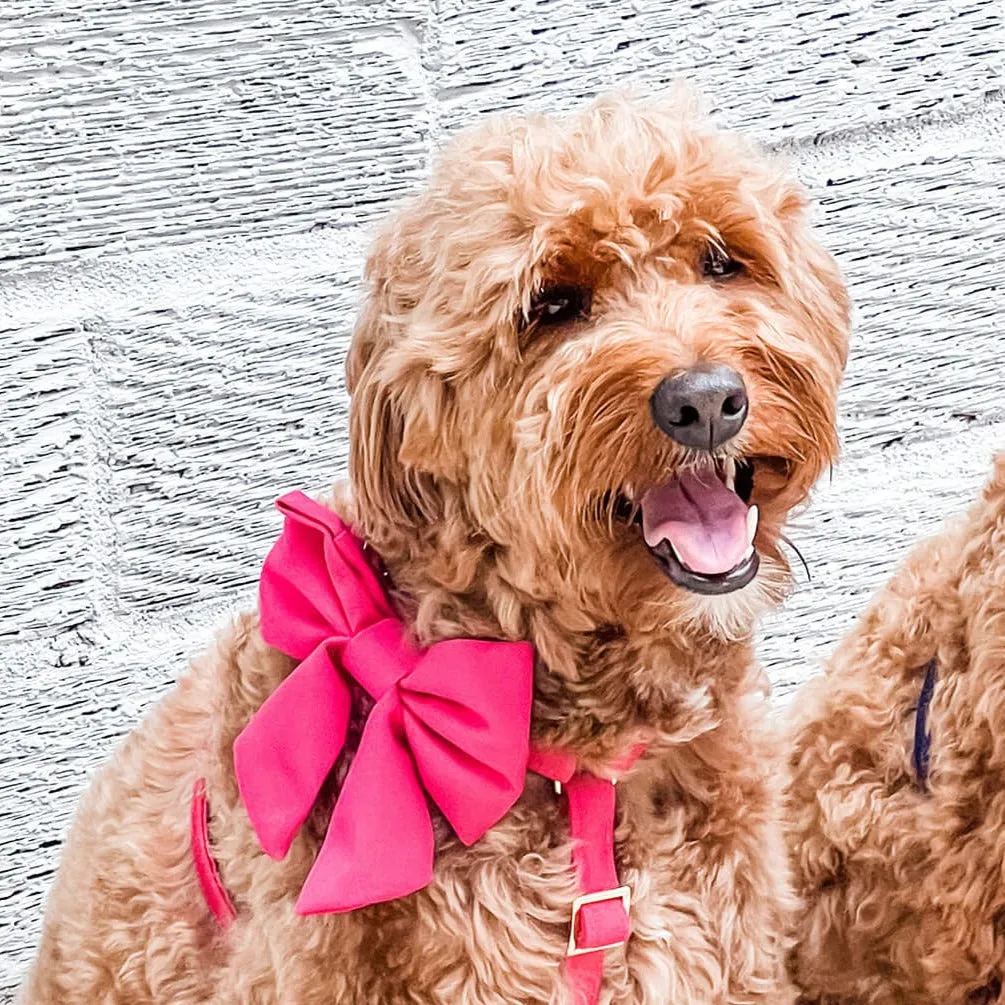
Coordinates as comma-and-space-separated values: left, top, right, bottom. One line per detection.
779, 533, 812, 582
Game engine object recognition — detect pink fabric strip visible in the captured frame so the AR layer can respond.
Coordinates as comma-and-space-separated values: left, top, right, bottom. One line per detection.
563, 773, 629, 1005
529, 742, 646, 1005
527, 745, 578, 785
191, 778, 237, 930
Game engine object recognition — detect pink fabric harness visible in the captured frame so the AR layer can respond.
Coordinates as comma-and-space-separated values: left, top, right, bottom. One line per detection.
192, 492, 639, 1003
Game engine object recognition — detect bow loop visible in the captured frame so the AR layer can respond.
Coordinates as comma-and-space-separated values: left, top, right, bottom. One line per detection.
235, 492, 535, 915
401, 640, 534, 845
259, 491, 394, 659
234, 641, 352, 861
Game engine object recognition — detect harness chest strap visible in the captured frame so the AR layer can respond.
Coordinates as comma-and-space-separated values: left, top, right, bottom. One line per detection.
527, 745, 642, 1005
191, 778, 238, 928
193, 745, 640, 1005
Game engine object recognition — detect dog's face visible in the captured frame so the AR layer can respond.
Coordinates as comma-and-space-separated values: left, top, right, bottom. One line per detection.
348, 96, 849, 640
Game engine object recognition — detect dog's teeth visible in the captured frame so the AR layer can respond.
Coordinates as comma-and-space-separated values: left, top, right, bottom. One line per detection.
667, 539, 698, 574
742, 544, 755, 560
745, 505, 759, 546
724, 457, 736, 492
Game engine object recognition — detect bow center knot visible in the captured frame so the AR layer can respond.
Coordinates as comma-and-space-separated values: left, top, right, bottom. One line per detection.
342, 617, 419, 700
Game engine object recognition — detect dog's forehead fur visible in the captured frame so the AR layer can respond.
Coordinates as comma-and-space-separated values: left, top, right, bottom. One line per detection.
373, 97, 827, 359
445, 96, 792, 246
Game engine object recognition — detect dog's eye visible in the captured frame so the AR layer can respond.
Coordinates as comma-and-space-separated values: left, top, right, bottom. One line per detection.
701, 245, 743, 280
529, 285, 592, 327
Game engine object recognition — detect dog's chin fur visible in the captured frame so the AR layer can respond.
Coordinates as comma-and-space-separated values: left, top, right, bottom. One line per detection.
25, 93, 849, 1005
682, 553, 792, 643
786, 454, 1005, 1005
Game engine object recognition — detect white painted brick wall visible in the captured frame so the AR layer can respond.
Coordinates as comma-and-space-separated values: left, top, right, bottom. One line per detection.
1, 0, 1003, 992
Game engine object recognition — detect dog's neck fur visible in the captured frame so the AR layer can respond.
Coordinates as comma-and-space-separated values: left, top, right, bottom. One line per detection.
527, 625, 758, 769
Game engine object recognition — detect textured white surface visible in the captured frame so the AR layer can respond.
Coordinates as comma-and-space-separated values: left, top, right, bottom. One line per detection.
2, 0, 1004, 993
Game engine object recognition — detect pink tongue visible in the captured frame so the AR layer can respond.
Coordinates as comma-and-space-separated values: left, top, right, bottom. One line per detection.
641, 469, 750, 575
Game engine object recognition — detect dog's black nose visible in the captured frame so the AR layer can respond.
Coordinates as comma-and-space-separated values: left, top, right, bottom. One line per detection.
650, 363, 748, 450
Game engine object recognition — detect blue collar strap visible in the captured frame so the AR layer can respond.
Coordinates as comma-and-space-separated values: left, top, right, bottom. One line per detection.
913, 659, 938, 787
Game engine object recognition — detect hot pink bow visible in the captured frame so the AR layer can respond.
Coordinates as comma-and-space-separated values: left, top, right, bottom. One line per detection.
234, 491, 534, 915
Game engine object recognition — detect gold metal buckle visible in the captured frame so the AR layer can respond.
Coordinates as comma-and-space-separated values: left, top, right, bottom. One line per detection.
566, 885, 632, 957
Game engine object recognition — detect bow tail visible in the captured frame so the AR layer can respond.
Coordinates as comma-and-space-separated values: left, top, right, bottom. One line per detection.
295, 696, 435, 915
234, 643, 351, 860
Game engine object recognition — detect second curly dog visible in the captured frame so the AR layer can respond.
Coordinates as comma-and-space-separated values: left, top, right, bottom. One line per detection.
788, 454, 1005, 1004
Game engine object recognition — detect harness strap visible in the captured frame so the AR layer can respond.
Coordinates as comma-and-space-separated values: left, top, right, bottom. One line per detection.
528, 744, 643, 1005
563, 773, 630, 1003
913, 659, 938, 787
193, 743, 643, 1004
191, 778, 237, 929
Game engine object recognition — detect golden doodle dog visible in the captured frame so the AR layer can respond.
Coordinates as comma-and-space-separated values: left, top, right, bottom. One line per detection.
25, 94, 849, 1005
787, 454, 1005, 1005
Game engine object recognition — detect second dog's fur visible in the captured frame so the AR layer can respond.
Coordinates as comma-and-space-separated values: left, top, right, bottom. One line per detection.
787, 455, 1005, 1004
25, 95, 848, 1004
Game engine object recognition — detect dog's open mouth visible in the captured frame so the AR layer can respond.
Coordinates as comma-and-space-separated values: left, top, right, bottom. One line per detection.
621, 459, 761, 596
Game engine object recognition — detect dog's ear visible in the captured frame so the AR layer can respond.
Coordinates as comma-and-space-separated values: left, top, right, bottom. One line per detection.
346, 226, 398, 398
774, 178, 851, 371
348, 363, 445, 537
346, 219, 465, 541
396, 374, 465, 481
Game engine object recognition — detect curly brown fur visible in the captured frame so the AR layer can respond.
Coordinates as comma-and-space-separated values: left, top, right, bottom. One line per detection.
24, 93, 848, 1005
786, 454, 1005, 1005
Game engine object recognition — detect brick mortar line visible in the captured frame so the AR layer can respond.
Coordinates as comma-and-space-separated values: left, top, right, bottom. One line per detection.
0, 227, 371, 328
776, 87, 1005, 183
79, 322, 115, 636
